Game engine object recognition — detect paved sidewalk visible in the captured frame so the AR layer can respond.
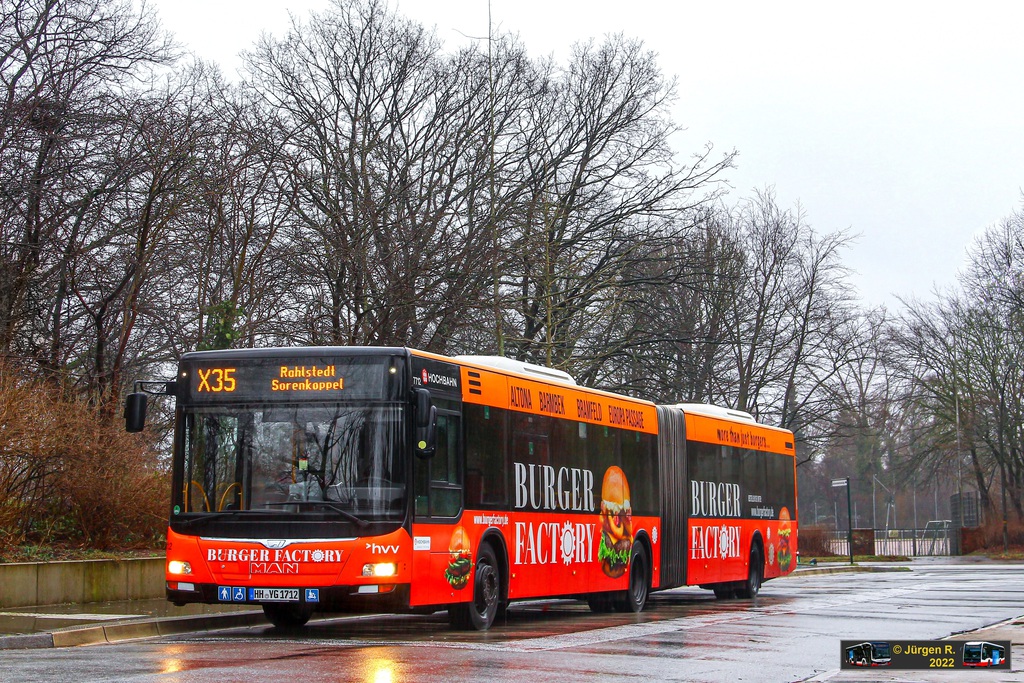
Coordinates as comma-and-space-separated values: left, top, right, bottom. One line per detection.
0, 598, 265, 649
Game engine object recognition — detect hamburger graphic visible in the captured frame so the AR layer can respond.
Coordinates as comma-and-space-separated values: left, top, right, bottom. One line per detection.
445, 526, 472, 589
777, 507, 793, 571
598, 466, 633, 578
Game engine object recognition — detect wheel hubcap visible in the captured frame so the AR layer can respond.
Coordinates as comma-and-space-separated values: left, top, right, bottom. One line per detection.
476, 564, 497, 613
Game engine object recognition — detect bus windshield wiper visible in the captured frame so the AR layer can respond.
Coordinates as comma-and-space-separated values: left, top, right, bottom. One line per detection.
263, 501, 368, 527
178, 509, 278, 528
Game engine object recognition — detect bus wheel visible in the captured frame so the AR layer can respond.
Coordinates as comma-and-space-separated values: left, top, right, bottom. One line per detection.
615, 543, 649, 613
587, 594, 614, 612
451, 545, 501, 630
262, 603, 314, 628
736, 545, 763, 599
712, 585, 735, 600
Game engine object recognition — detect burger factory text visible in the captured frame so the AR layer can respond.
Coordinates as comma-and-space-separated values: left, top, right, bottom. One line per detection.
514, 520, 596, 566
690, 479, 742, 518
690, 524, 741, 560
514, 462, 596, 512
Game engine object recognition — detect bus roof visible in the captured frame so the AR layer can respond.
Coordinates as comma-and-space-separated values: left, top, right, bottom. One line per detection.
677, 403, 756, 422
454, 355, 577, 385
179, 346, 400, 361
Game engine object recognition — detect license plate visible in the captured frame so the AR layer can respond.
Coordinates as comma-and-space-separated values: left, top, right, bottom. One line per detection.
249, 588, 300, 602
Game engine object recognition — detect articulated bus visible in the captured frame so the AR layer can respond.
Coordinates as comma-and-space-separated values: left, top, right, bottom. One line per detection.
125, 347, 798, 630
963, 641, 1006, 667
846, 641, 892, 667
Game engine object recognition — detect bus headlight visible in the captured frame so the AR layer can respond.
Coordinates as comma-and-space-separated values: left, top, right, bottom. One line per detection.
362, 562, 396, 578
168, 560, 192, 575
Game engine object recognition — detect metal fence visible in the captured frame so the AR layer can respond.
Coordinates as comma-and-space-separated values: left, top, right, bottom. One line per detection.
823, 523, 952, 557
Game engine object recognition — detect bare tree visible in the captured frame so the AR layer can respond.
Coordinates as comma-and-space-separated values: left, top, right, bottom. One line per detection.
717, 189, 857, 433
0, 0, 170, 367
243, 0, 498, 349
894, 204, 1024, 529
498, 35, 732, 381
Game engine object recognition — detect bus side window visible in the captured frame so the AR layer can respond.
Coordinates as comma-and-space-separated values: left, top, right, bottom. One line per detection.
428, 412, 462, 518
621, 430, 657, 516
766, 452, 795, 511
740, 448, 764, 503
464, 404, 507, 508
587, 423, 619, 483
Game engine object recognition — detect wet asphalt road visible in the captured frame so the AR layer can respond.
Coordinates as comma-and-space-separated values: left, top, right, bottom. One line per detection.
1, 560, 1022, 683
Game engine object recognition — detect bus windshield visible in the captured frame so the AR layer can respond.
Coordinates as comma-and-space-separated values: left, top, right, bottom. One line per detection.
178, 403, 406, 522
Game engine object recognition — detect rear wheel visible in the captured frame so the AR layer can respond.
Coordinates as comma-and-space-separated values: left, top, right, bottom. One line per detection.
450, 544, 501, 630
712, 585, 735, 600
587, 594, 615, 613
615, 543, 649, 612
262, 603, 314, 628
736, 545, 763, 599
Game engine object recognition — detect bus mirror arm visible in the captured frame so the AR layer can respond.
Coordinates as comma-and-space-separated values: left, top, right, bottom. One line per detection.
413, 388, 436, 459
124, 380, 177, 433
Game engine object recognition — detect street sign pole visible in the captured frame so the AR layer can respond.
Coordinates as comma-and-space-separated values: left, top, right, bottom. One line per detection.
846, 478, 853, 564
832, 477, 854, 565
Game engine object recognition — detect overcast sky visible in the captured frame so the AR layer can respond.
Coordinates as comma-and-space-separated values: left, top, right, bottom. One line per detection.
151, 0, 1024, 309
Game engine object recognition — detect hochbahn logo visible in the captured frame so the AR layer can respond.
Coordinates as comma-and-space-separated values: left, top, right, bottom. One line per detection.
420, 368, 458, 388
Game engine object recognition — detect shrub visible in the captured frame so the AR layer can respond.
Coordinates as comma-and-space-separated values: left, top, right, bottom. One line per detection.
796, 525, 839, 557
0, 363, 169, 556
980, 517, 1024, 551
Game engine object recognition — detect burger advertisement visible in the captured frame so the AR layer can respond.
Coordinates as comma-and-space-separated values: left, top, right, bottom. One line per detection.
777, 507, 793, 571
598, 466, 633, 578
445, 526, 472, 590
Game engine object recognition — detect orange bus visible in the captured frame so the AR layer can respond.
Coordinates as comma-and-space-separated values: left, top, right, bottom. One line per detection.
125, 347, 797, 629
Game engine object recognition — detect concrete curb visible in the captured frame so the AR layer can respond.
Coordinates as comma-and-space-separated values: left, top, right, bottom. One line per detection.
944, 613, 1024, 640
0, 610, 267, 650
789, 564, 911, 576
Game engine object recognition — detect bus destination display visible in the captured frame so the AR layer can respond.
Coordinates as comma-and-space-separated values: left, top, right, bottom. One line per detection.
185, 357, 387, 402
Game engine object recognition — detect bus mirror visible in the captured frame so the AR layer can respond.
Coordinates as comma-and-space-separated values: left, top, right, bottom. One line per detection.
125, 392, 148, 432
414, 388, 432, 428
413, 388, 436, 459
415, 405, 437, 459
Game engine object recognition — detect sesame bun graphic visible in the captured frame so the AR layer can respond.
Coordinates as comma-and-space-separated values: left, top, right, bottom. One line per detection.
777, 507, 792, 571
445, 526, 472, 589
598, 466, 633, 578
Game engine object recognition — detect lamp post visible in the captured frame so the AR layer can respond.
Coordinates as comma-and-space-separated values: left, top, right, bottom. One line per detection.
832, 477, 853, 565
873, 474, 894, 530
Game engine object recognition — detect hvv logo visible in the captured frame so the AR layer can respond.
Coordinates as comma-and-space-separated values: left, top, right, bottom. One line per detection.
366, 542, 400, 554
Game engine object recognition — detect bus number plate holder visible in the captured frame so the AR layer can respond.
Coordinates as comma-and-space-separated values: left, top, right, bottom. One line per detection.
249, 588, 300, 602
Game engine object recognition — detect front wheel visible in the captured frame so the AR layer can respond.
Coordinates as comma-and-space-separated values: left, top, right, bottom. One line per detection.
615, 543, 649, 613
262, 603, 314, 628
450, 544, 501, 630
